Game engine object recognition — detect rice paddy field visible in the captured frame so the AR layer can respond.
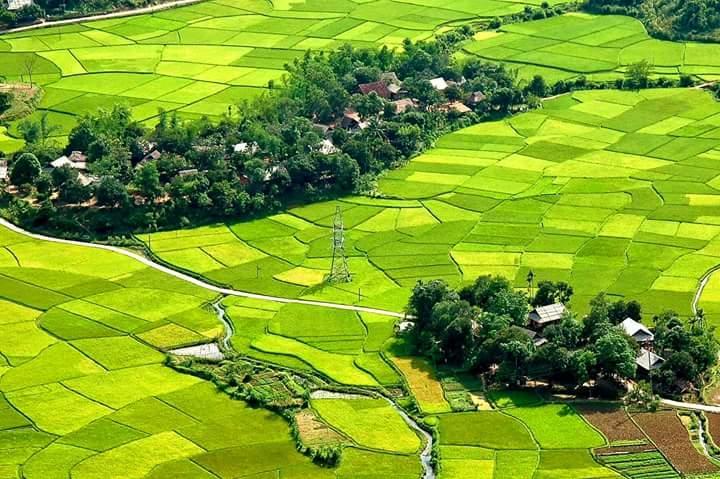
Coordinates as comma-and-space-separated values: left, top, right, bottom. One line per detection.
0, 0, 570, 149
142, 88, 720, 331
435, 395, 621, 479
461, 13, 720, 83
4, 3, 720, 151
0, 224, 429, 478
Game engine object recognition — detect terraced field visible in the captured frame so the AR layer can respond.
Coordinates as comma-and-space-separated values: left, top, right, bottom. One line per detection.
462, 13, 720, 83
0, 224, 423, 478
143, 88, 720, 328
0, 0, 563, 146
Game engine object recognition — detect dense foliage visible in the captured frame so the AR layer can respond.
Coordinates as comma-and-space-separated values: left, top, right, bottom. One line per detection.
406, 276, 718, 398
3, 29, 535, 237
586, 0, 720, 42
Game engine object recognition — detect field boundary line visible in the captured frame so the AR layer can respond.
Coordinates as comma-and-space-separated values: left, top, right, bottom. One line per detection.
0, 218, 407, 319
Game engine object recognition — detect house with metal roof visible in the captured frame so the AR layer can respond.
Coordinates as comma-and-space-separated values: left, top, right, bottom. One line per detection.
636, 348, 664, 372
528, 303, 566, 329
620, 317, 654, 344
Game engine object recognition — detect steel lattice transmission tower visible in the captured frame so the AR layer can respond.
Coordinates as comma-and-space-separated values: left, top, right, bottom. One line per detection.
328, 206, 351, 283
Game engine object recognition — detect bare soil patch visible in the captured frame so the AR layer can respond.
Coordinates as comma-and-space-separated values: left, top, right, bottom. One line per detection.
634, 411, 719, 474
576, 404, 646, 442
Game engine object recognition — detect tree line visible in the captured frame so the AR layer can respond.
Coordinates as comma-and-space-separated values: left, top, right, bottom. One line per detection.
406, 275, 718, 398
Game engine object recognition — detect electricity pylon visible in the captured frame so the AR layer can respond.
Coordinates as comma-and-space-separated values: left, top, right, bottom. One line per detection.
328, 206, 351, 283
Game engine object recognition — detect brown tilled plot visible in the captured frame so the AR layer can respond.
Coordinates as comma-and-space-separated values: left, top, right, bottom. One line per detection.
576, 404, 646, 442
706, 413, 720, 447
634, 411, 719, 474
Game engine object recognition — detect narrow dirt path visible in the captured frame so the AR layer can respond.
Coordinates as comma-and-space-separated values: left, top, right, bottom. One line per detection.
0, 0, 205, 34
661, 398, 720, 413
0, 218, 406, 318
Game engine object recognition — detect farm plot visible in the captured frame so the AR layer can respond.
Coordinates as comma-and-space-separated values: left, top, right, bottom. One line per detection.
633, 410, 719, 475
0, 0, 544, 140
222, 297, 401, 386
145, 88, 720, 329
462, 13, 720, 82
0, 223, 373, 477
435, 400, 620, 479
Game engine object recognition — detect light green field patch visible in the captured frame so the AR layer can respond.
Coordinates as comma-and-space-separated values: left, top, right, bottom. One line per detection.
686, 194, 720, 206
37, 50, 86, 75
521, 252, 574, 269
599, 213, 645, 238
202, 241, 266, 267
62, 364, 201, 409
677, 223, 720, 240
452, 251, 521, 266
507, 404, 605, 449
251, 334, 378, 386
162, 45, 251, 65
274, 266, 325, 286
496, 154, 556, 172
571, 100, 630, 118
71, 431, 203, 479
311, 398, 420, 453
396, 207, 439, 229
638, 116, 695, 135
158, 248, 224, 273
651, 275, 697, 292
6, 383, 111, 435
639, 219, 679, 236
578, 150, 671, 170
406, 171, 470, 185
85, 288, 205, 322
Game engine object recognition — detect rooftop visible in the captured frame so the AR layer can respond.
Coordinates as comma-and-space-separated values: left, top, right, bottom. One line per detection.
620, 317, 653, 342
529, 303, 566, 325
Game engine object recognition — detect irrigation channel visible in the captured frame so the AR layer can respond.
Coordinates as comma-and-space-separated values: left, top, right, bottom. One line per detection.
0, 219, 433, 475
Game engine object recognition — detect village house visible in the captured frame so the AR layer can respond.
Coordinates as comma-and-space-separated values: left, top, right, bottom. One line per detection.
429, 77, 448, 91
528, 303, 566, 330
391, 98, 416, 114
6, 0, 32, 10
438, 101, 472, 114
469, 91, 487, 105
358, 81, 392, 99
51, 151, 87, 171
341, 110, 368, 130
620, 317, 654, 344
233, 142, 259, 155
517, 327, 548, 347
636, 348, 664, 372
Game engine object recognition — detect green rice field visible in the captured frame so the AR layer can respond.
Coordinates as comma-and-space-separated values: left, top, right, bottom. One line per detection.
462, 13, 720, 83
0, 224, 422, 478
0, 0, 565, 147
143, 88, 720, 330
436, 401, 620, 479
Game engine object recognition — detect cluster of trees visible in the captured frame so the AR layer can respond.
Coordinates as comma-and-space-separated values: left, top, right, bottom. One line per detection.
0, 92, 11, 116
3, 29, 536, 237
405, 275, 717, 398
586, 0, 720, 42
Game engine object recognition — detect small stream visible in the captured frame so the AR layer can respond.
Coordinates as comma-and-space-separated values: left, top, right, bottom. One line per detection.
311, 390, 435, 479
180, 302, 435, 478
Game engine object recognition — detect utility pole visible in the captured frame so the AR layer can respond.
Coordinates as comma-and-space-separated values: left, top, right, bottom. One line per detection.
526, 269, 535, 298
328, 206, 351, 283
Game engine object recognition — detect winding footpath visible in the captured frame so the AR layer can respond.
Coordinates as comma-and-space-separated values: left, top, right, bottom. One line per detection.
0, 218, 406, 319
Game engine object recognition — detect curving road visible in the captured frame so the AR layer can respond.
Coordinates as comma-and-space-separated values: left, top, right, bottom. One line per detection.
0, 218, 406, 319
